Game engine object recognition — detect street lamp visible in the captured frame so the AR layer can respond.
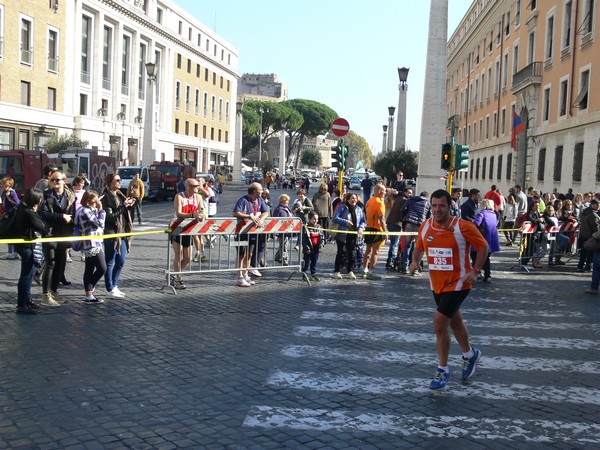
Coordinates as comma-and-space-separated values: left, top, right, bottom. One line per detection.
387, 106, 395, 152
258, 106, 269, 169
142, 61, 158, 166
382, 125, 388, 154
395, 67, 410, 150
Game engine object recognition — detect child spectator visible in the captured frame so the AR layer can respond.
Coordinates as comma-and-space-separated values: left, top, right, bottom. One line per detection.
301, 211, 324, 281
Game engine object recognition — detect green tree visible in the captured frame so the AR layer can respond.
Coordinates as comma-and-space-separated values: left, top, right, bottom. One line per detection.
283, 99, 337, 169
372, 148, 419, 183
45, 133, 89, 153
300, 147, 322, 168
339, 131, 371, 171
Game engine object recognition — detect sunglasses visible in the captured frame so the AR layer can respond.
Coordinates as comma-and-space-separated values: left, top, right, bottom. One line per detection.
51, 178, 64, 182
190, 184, 200, 188
114, 178, 122, 182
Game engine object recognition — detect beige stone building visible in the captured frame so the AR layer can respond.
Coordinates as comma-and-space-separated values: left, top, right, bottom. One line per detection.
0, 0, 239, 171
447, 0, 599, 194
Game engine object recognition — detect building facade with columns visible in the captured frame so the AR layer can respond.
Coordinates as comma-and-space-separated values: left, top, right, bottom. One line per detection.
0, 0, 239, 172
448, 0, 600, 194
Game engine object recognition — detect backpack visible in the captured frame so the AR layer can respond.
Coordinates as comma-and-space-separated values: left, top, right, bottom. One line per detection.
0, 207, 18, 239
72, 218, 83, 252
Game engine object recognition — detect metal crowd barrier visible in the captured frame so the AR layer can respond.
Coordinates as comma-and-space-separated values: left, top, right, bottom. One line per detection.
163, 216, 304, 294
515, 221, 580, 272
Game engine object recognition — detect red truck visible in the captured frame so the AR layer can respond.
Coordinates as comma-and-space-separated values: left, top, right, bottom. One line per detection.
147, 161, 195, 201
47, 150, 117, 191
0, 150, 50, 196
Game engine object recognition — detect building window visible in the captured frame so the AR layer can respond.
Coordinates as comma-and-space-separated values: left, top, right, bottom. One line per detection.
211, 96, 216, 119
487, 66, 492, 98
486, 116, 490, 139
212, 73, 216, 85
205, 68, 209, 82
537, 148, 546, 181
220, 76, 223, 89
121, 35, 130, 96
553, 145, 563, 181
48, 87, 56, 110
185, 121, 189, 135
178, 21, 182, 34
545, 15, 554, 62
20, 16, 33, 65
513, 44, 519, 74
187, 58, 191, 73
210, 127, 215, 140
489, 156, 494, 179
47, 28, 58, 73
559, 78, 568, 117
81, 15, 91, 83
475, 158, 480, 180
506, 153, 512, 180
138, 43, 146, 100
218, 98, 223, 122
497, 154, 503, 180
501, 108, 506, 135
175, 81, 181, 109
225, 131, 229, 143
527, 31, 535, 65
79, 93, 87, 115
573, 142, 584, 182
218, 130, 222, 142
574, 69, 589, 109
156, 8, 163, 24
493, 112, 498, 137
185, 85, 191, 112
202, 125, 206, 139
196, 63, 200, 77
0, 127, 14, 150
503, 53, 509, 89
469, 161, 474, 180
0, 6, 4, 59
582, 0, 595, 35
19, 130, 28, 150
543, 87, 551, 121
515, 0, 521, 26
102, 26, 112, 90
194, 89, 200, 115
175, 118, 179, 133
194, 123, 198, 137
562, 1, 573, 49
494, 59, 500, 94
177, 54, 181, 69
21, 81, 31, 105
482, 157, 487, 180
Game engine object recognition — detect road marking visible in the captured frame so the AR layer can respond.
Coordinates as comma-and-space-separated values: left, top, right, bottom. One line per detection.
300, 311, 600, 332
267, 370, 600, 405
281, 345, 600, 373
311, 298, 586, 318
294, 325, 599, 350
243, 406, 600, 443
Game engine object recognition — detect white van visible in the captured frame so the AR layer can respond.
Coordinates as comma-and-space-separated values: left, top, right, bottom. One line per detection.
116, 165, 150, 198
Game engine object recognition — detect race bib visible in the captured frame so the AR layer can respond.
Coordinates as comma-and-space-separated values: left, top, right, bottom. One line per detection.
427, 247, 454, 271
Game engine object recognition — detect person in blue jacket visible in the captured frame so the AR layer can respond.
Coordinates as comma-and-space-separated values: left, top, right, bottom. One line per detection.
331, 192, 365, 280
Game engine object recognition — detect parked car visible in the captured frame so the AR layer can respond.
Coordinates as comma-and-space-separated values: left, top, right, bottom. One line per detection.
349, 177, 361, 190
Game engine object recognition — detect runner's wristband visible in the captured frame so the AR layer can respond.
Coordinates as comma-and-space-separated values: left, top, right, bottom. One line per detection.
473, 268, 481, 274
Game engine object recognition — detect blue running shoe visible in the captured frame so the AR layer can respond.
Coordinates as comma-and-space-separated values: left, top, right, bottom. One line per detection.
462, 347, 482, 380
429, 368, 450, 390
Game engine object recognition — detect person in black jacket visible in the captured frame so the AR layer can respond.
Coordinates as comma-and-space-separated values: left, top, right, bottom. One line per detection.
13, 188, 48, 314
39, 170, 76, 307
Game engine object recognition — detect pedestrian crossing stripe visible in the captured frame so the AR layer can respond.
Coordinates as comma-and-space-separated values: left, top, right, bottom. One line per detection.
294, 325, 599, 350
311, 298, 587, 318
281, 345, 600, 373
300, 311, 600, 332
243, 406, 600, 443
266, 370, 600, 405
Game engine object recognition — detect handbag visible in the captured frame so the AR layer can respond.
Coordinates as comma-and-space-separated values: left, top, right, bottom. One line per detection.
583, 236, 600, 253
0, 207, 18, 239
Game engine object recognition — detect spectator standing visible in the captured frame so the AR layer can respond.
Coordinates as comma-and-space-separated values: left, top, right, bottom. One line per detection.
585, 230, 600, 295
483, 185, 502, 211
39, 170, 76, 307
13, 188, 48, 314
272, 194, 293, 265
312, 183, 332, 241
520, 200, 544, 269
35, 164, 58, 191
74, 190, 106, 303
449, 188, 462, 217
126, 172, 144, 225
0, 177, 20, 260
391, 171, 409, 196
361, 173, 372, 203
301, 211, 324, 281
232, 183, 269, 287
385, 187, 412, 270
460, 189, 481, 222
362, 184, 388, 280
514, 184, 528, 223
577, 198, 600, 272
503, 194, 518, 246
400, 191, 431, 274
170, 178, 206, 290
543, 205, 569, 265
101, 173, 135, 298
409, 189, 488, 390
331, 192, 365, 279
472, 199, 501, 282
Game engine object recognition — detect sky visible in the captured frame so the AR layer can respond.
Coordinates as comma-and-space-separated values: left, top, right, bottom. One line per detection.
174, 0, 474, 155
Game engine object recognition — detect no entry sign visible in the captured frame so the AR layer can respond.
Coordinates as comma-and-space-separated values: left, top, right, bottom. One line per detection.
331, 117, 350, 137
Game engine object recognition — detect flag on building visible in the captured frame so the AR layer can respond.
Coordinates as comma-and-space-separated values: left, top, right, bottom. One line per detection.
511, 112, 525, 150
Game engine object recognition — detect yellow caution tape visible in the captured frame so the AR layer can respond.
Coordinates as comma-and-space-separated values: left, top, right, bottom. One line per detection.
0, 228, 167, 245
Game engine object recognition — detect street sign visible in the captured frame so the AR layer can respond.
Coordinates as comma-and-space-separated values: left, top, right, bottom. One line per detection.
331, 117, 350, 137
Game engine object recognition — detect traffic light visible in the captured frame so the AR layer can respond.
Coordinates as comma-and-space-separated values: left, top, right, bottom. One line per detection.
331, 145, 343, 169
441, 143, 452, 170
342, 145, 349, 171
455, 144, 469, 170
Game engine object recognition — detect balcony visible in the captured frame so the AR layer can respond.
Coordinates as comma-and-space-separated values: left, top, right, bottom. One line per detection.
511, 62, 542, 93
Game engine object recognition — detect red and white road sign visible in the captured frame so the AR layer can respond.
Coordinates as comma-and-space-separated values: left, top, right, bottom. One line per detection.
331, 117, 350, 137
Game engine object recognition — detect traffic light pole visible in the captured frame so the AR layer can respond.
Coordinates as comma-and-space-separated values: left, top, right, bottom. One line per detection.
338, 138, 344, 195
447, 137, 455, 194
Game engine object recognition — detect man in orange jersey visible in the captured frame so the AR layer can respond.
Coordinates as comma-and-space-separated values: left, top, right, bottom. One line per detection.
409, 189, 489, 390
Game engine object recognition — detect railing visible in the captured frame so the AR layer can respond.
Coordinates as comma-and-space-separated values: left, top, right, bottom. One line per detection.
512, 62, 542, 90
48, 57, 58, 73
81, 70, 90, 84
102, 77, 111, 90
21, 48, 33, 65
121, 84, 129, 96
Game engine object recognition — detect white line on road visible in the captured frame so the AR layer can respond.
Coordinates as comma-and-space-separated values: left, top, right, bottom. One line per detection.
267, 370, 600, 405
281, 345, 600, 373
243, 405, 600, 443
300, 311, 600, 332
294, 325, 599, 350
311, 298, 585, 318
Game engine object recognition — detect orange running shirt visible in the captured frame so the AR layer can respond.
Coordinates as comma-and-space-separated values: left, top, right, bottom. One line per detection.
415, 216, 488, 294
365, 196, 386, 230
